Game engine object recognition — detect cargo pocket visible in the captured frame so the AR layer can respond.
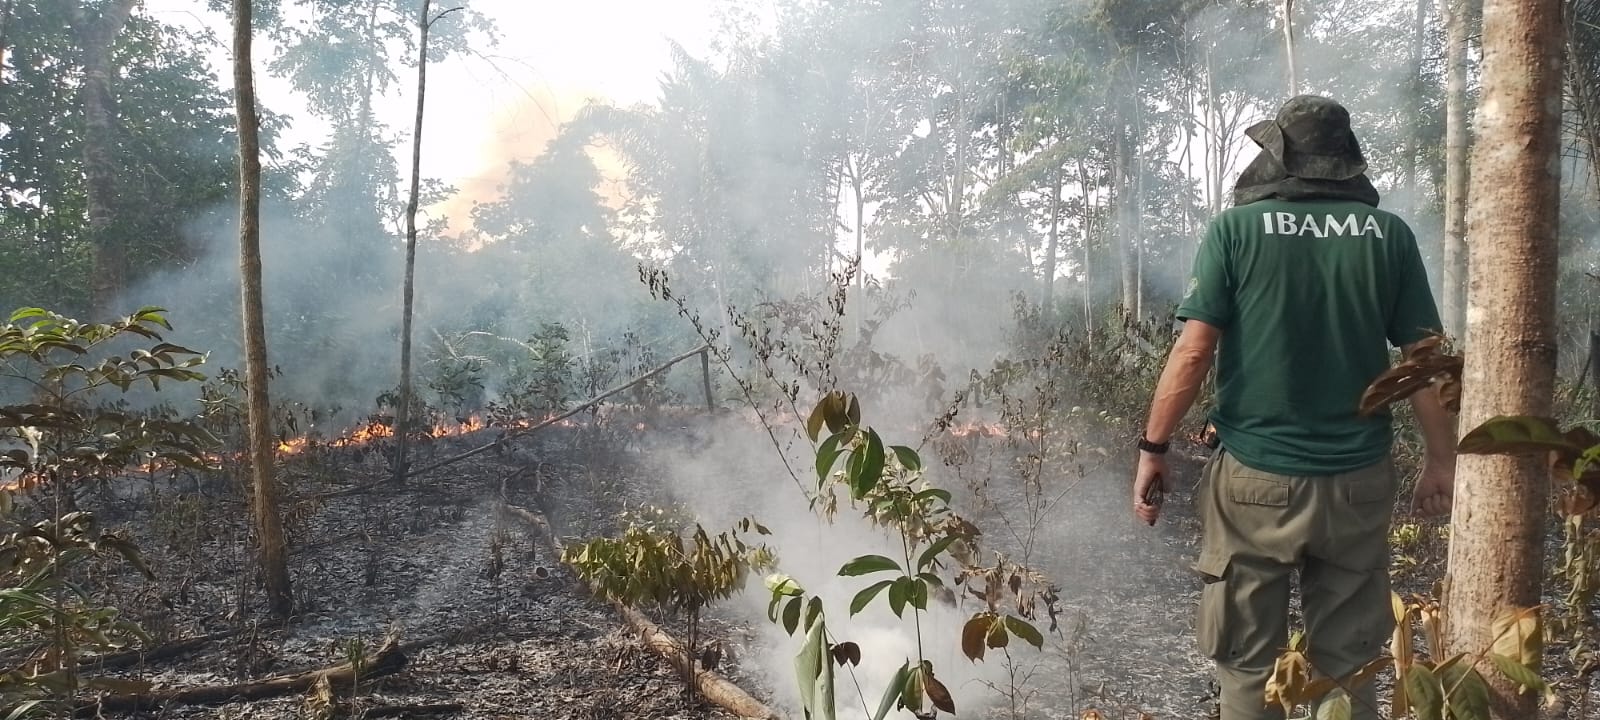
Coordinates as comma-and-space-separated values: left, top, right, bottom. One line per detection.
1194, 552, 1231, 661
1226, 470, 1290, 507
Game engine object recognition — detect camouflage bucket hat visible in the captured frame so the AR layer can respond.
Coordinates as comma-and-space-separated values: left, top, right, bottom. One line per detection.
1244, 95, 1368, 181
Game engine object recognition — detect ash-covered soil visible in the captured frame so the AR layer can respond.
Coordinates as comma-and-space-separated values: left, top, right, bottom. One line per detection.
48, 420, 749, 720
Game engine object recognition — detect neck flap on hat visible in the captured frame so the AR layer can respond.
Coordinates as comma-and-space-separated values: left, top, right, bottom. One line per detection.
1233, 148, 1381, 207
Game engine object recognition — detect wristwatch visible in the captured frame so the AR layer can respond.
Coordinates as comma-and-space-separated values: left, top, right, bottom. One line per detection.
1137, 436, 1170, 454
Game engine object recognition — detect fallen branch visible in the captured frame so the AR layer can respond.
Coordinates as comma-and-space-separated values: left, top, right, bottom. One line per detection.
77, 618, 289, 672
406, 344, 711, 479
362, 702, 465, 717
74, 638, 407, 716
496, 502, 779, 720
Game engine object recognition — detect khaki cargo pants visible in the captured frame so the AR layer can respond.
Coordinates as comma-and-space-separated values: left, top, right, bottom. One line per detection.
1195, 450, 1397, 720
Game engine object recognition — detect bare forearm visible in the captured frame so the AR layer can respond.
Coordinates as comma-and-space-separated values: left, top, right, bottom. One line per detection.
1143, 345, 1213, 444
1408, 385, 1457, 461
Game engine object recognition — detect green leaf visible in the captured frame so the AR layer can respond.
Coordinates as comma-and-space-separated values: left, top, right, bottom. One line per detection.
838, 554, 901, 577
1438, 663, 1491, 720
816, 431, 845, 483
1403, 665, 1444, 720
1313, 693, 1351, 720
1487, 653, 1549, 697
872, 662, 911, 720
1458, 415, 1575, 455
908, 577, 929, 610
891, 445, 922, 472
805, 596, 824, 630
916, 535, 959, 572
849, 430, 886, 499
783, 596, 803, 635
794, 614, 836, 720
912, 487, 953, 505
888, 576, 910, 618
850, 579, 895, 616
1004, 615, 1044, 649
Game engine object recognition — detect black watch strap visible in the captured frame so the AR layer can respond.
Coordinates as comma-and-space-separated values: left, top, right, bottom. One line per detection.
1137, 436, 1170, 454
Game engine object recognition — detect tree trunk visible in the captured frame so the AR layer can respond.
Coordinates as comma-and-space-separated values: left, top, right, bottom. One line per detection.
1406, 0, 1429, 219
393, 0, 437, 484
1441, 0, 1472, 339
1078, 158, 1094, 331
1443, 1, 1564, 717
233, 0, 294, 618
75, 0, 138, 318
1043, 164, 1063, 311
1282, 0, 1298, 95
0, 0, 16, 97
1115, 110, 1137, 316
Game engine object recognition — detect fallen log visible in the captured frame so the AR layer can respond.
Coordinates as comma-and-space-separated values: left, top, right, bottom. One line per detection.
495, 502, 780, 720
405, 344, 711, 480
74, 638, 407, 716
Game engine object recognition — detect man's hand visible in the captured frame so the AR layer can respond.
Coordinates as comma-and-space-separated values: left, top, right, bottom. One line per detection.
1134, 451, 1173, 526
1410, 457, 1456, 517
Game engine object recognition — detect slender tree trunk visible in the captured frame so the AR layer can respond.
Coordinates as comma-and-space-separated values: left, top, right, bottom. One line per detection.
1406, 0, 1429, 218
1043, 164, 1063, 310
1441, 0, 1473, 338
1443, 2, 1563, 718
75, 0, 138, 317
233, 0, 294, 618
1282, 0, 1298, 95
0, 0, 16, 98
1115, 108, 1137, 316
1078, 158, 1094, 331
394, 0, 439, 484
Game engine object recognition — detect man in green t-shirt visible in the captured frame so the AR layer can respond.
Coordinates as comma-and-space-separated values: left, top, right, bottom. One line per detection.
1131, 96, 1459, 720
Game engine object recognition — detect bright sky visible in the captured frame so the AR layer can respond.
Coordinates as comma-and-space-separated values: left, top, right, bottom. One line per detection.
143, 0, 732, 225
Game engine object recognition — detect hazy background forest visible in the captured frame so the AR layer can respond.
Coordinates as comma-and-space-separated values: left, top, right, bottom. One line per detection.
7, 0, 1597, 417
4, 0, 1600, 719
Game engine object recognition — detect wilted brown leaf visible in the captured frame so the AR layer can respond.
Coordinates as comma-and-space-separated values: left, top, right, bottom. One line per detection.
1358, 336, 1463, 417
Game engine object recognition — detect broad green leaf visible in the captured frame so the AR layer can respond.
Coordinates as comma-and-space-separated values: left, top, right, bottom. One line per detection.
912, 487, 953, 505
838, 554, 901, 577
1458, 415, 1575, 456
1487, 653, 1549, 698
783, 596, 803, 635
916, 535, 959, 572
1403, 664, 1444, 720
1004, 615, 1044, 649
816, 432, 845, 483
850, 579, 895, 616
891, 445, 922, 472
887, 577, 910, 617
907, 577, 928, 610
765, 573, 805, 596
794, 615, 836, 720
1314, 693, 1351, 720
1437, 663, 1491, 720
849, 430, 887, 499
872, 662, 911, 720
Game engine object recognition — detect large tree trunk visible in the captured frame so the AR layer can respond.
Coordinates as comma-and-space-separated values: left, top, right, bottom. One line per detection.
393, 0, 436, 484
1441, 0, 1473, 339
233, 0, 294, 618
1443, 1, 1564, 717
74, 0, 138, 317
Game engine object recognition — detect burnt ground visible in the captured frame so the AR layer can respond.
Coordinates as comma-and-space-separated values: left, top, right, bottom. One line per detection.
39, 419, 751, 720
22, 409, 1595, 720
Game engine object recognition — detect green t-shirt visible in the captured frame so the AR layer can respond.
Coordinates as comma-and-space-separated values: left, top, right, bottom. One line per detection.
1175, 199, 1443, 476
